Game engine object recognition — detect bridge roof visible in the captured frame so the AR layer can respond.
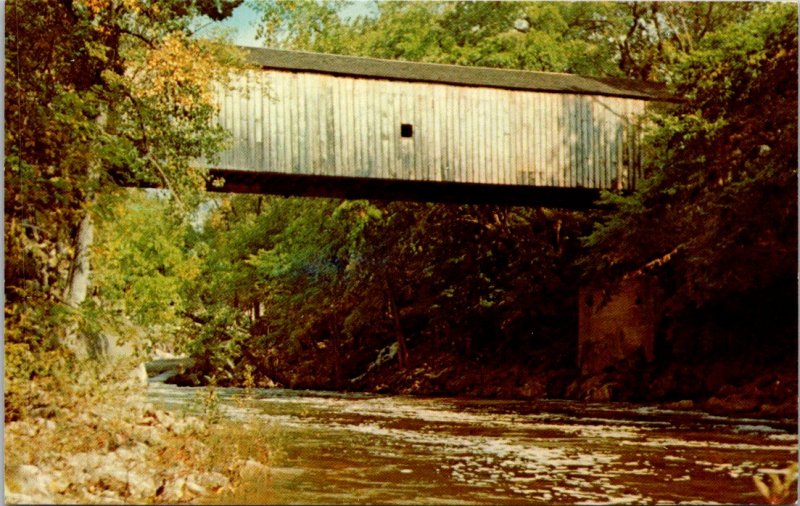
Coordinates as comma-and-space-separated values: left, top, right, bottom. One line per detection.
243, 47, 671, 101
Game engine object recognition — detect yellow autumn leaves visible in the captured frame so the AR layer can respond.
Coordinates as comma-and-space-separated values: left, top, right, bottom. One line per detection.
133, 34, 221, 111
78, 0, 147, 15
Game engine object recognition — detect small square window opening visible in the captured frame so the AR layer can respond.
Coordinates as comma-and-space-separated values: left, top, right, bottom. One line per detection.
400, 124, 413, 138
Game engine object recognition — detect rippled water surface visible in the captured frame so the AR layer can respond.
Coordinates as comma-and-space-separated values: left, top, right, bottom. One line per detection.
148, 383, 797, 504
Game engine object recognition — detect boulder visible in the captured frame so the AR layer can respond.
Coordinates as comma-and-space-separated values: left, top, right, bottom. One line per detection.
664, 400, 694, 410
195, 471, 230, 492
240, 459, 269, 482
5, 464, 52, 498
185, 480, 207, 496
760, 401, 796, 418
705, 395, 760, 414
585, 383, 615, 402
519, 378, 547, 399
129, 363, 148, 386
163, 477, 186, 501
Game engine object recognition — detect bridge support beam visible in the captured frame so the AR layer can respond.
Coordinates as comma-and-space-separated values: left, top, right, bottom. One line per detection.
207, 169, 606, 209
578, 273, 661, 375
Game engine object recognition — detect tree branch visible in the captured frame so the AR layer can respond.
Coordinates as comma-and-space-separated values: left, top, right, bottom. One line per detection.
624, 244, 682, 280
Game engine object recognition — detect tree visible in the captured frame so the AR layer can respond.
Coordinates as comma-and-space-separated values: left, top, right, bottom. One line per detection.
250, 1, 753, 78
90, 190, 203, 352
583, 4, 797, 348
5, 0, 244, 355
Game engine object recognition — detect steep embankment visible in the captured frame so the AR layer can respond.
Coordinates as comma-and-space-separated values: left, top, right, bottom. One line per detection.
345, 341, 797, 419
170, 316, 797, 420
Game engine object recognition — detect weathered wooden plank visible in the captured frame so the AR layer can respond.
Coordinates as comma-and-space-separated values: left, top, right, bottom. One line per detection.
311, 73, 322, 174
433, 84, 443, 182
479, 87, 488, 184
374, 80, 384, 178
252, 73, 262, 169
400, 84, 413, 179
283, 72, 293, 173
526, 91, 534, 184
612, 98, 623, 189
546, 92, 555, 186
368, 78, 379, 177
495, 88, 504, 184
353, 77, 363, 177
532, 92, 540, 185
566, 95, 576, 188
478, 87, 486, 184
502, 92, 510, 184
343, 78, 355, 178
332, 77, 342, 177
547, 93, 557, 186
391, 87, 401, 178
510, 92, 519, 183
487, 88, 496, 185
443, 85, 452, 181
248, 72, 257, 169
429, 84, 438, 181
586, 97, 595, 188
572, 95, 582, 188
377, 88, 387, 179
412, 85, 421, 181
520, 91, 530, 185
472, 86, 480, 183
592, 100, 601, 188
421, 83, 432, 181
502, 89, 510, 184
559, 94, 568, 187
298, 73, 308, 174
323, 76, 334, 173
605, 99, 614, 188
231, 75, 242, 169
455, 87, 465, 183
288, 72, 298, 172
466, 88, 475, 183
360, 79, 370, 177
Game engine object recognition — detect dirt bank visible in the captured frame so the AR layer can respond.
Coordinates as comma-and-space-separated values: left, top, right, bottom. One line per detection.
4, 364, 271, 504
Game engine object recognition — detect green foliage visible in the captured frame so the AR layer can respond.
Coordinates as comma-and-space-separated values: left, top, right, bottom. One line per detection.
5, 0, 244, 356
181, 188, 584, 388
253, 0, 351, 52
250, 1, 753, 77
584, 4, 797, 310
186, 306, 251, 382
89, 190, 205, 351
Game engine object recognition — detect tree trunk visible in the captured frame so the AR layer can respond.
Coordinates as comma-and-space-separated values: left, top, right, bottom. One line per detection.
63, 210, 98, 358
330, 317, 342, 387
65, 211, 93, 307
385, 277, 409, 369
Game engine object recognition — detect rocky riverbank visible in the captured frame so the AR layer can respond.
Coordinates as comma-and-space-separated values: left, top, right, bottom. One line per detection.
171, 332, 797, 422
4, 364, 270, 504
352, 344, 797, 420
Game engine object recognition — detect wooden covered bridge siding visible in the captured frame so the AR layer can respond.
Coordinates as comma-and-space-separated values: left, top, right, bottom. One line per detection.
205, 48, 664, 206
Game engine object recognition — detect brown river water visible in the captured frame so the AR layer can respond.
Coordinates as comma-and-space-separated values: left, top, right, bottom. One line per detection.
148, 383, 797, 504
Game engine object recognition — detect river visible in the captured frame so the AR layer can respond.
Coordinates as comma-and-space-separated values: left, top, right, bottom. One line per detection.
148, 383, 797, 504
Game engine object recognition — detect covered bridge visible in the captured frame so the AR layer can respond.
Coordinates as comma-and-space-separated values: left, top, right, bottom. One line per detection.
203, 47, 669, 207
